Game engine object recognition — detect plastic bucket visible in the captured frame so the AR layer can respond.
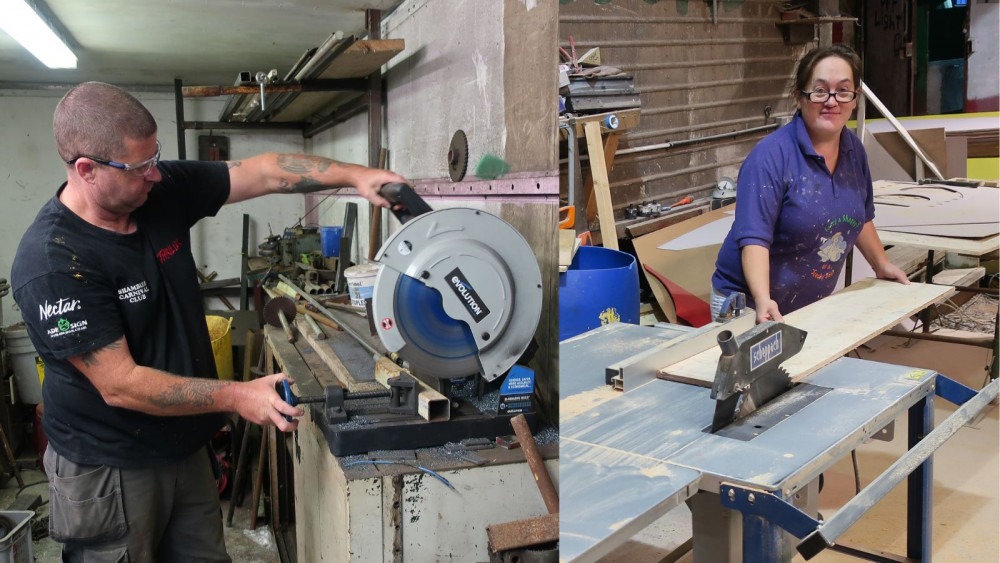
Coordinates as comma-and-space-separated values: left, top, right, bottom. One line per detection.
558, 246, 639, 340
0, 510, 33, 562
206, 316, 234, 381
345, 263, 381, 307
320, 226, 344, 257
2, 324, 43, 404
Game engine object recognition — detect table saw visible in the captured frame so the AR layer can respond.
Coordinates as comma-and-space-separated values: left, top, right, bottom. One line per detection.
560, 320, 997, 562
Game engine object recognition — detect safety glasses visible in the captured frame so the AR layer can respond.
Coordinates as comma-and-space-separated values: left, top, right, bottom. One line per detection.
67, 141, 160, 177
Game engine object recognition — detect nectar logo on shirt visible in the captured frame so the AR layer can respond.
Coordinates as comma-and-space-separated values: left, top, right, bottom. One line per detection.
156, 239, 183, 264
118, 281, 149, 304
39, 298, 81, 321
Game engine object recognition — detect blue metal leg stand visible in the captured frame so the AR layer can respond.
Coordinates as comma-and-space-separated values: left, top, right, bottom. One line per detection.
906, 395, 934, 561
743, 513, 787, 562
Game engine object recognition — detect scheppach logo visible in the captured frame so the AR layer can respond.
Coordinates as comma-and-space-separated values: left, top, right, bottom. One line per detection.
156, 239, 182, 264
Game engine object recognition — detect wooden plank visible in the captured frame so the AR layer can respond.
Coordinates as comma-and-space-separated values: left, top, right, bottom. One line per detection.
658, 279, 956, 386
559, 229, 578, 272
584, 129, 620, 225
559, 108, 640, 136
274, 39, 404, 122
585, 121, 619, 250
486, 513, 559, 553
295, 320, 381, 393
877, 230, 1000, 256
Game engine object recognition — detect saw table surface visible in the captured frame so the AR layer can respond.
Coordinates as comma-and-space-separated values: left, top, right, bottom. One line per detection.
560, 322, 938, 562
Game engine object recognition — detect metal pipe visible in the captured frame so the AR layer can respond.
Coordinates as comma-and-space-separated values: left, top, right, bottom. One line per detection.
882, 329, 995, 349
276, 274, 381, 357
560, 123, 777, 164
511, 414, 558, 515
797, 379, 999, 558
860, 82, 945, 180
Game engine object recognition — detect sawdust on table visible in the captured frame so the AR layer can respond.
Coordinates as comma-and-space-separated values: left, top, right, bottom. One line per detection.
560, 386, 619, 419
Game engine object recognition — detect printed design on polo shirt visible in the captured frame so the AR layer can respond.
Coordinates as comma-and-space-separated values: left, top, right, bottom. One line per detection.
118, 280, 150, 304
816, 232, 847, 263
156, 238, 183, 264
40, 297, 88, 338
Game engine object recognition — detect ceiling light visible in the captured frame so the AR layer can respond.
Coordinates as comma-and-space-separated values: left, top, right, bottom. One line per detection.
0, 0, 77, 69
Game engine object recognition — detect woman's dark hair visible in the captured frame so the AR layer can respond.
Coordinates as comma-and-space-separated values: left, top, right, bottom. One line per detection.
794, 44, 862, 95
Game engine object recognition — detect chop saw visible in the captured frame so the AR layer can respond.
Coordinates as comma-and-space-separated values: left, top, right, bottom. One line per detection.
371, 182, 543, 382
271, 183, 545, 455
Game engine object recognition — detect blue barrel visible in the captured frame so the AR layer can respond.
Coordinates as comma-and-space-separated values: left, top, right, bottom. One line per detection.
559, 246, 639, 340
320, 226, 344, 257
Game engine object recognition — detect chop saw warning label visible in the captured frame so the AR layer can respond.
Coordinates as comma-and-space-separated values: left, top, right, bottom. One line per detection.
445, 267, 491, 323
499, 366, 535, 415
750, 331, 782, 371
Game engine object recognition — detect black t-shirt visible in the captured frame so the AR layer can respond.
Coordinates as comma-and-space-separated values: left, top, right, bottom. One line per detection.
11, 160, 231, 468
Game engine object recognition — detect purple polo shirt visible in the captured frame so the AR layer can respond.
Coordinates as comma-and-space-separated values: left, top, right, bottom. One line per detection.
711, 111, 875, 314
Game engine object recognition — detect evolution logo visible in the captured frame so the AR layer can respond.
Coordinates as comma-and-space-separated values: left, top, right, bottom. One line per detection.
445, 268, 491, 323
39, 297, 81, 321
156, 239, 183, 264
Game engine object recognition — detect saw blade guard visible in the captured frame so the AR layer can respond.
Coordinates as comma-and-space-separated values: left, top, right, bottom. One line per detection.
372, 208, 543, 381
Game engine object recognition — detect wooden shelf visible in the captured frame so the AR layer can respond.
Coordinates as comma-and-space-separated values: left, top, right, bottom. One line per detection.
775, 15, 857, 45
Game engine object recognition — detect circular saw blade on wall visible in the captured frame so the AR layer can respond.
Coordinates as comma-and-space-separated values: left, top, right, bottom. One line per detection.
448, 129, 469, 182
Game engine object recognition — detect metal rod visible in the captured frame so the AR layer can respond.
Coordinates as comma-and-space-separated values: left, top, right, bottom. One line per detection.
511, 414, 558, 514
303, 313, 325, 340
882, 329, 995, 349
860, 82, 944, 180
174, 78, 186, 160
276, 274, 381, 357
798, 379, 998, 558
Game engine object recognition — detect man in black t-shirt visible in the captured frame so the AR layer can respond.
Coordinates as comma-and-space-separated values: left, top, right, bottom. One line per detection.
11, 81, 405, 562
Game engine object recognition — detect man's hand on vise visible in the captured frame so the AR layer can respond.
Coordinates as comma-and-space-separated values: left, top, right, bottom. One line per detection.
239, 373, 303, 432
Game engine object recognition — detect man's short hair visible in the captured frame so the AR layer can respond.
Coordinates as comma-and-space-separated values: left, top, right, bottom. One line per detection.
53, 82, 157, 163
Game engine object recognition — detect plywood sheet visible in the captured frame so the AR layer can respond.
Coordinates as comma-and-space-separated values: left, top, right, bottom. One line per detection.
633, 206, 730, 323
876, 229, 1000, 256
873, 128, 948, 179
656, 215, 734, 251
658, 279, 955, 386
864, 130, 913, 181
873, 184, 999, 229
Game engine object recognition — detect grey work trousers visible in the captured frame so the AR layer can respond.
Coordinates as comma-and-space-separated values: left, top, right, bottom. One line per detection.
44, 445, 231, 563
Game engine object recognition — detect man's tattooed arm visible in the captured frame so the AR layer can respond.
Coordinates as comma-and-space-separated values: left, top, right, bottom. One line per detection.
150, 379, 227, 409
80, 340, 123, 368
275, 154, 355, 193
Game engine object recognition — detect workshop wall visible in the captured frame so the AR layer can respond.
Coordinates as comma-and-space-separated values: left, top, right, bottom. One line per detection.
0, 89, 305, 325
559, 0, 809, 222
967, 0, 999, 112
383, 0, 558, 178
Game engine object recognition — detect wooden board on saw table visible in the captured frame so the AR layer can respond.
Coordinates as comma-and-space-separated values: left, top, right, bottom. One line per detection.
657, 279, 955, 387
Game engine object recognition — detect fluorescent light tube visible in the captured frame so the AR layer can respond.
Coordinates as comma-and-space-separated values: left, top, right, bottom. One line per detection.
0, 0, 77, 69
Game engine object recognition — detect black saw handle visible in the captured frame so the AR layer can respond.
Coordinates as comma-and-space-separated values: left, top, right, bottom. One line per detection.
380, 182, 432, 224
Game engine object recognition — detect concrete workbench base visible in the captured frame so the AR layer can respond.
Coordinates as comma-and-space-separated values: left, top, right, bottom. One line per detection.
292, 412, 557, 562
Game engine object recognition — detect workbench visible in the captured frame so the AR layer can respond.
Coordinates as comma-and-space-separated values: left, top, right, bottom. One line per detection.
560, 322, 997, 562
262, 320, 557, 562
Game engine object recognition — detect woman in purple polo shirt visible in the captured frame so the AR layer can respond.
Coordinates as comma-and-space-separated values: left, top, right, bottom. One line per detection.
711, 45, 909, 324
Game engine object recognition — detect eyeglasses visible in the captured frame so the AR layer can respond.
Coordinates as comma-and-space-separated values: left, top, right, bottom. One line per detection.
801, 89, 858, 103
66, 141, 161, 177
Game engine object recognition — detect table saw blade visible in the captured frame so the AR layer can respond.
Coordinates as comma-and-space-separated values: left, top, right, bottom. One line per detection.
738, 367, 792, 418
711, 393, 742, 432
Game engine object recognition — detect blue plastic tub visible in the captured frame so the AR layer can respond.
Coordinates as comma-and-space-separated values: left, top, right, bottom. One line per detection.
559, 245, 639, 340
320, 226, 344, 257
